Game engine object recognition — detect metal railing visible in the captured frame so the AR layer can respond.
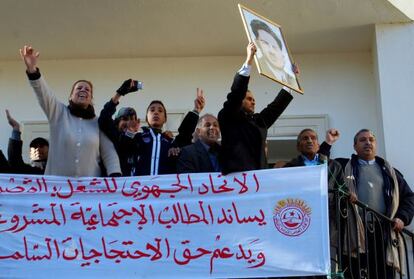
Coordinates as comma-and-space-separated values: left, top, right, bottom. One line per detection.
332, 189, 414, 279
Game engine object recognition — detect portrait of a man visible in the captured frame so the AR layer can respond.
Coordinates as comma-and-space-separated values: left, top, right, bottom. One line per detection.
239, 5, 302, 93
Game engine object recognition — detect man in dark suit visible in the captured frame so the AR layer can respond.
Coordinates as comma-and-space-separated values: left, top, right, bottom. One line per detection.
177, 114, 220, 173
283, 128, 343, 279
218, 42, 293, 174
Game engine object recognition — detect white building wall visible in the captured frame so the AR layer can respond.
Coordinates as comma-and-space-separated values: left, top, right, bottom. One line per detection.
290, 52, 381, 158
0, 51, 378, 166
374, 22, 414, 186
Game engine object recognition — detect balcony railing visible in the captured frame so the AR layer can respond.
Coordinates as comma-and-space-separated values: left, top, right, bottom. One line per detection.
332, 189, 414, 279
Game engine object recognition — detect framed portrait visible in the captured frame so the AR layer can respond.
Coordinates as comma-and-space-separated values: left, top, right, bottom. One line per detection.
238, 4, 303, 94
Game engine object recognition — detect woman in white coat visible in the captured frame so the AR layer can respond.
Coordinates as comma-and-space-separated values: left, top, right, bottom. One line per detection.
19, 45, 121, 177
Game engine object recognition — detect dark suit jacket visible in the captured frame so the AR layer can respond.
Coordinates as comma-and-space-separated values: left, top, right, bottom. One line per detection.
218, 73, 293, 174
177, 140, 220, 173
0, 150, 11, 173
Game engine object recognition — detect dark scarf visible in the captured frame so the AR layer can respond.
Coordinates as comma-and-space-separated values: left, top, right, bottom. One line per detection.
68, 100, 96, 119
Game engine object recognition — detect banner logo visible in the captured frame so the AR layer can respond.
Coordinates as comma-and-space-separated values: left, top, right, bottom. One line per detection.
273, 198, 311, 236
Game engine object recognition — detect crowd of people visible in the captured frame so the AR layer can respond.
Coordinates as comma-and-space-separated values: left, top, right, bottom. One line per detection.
0, 43, 412, 278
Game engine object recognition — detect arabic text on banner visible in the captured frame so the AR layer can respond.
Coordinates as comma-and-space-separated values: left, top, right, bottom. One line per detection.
0, 165, 329, 278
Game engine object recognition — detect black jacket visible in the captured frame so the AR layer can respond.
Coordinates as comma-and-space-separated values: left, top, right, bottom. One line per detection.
218, 73, 293, 174
285, 154, 344, 189
99, 99, 138, 175
99, 99, 198, 176
7, 138, 45, 175
340, 154, 414, 226
177, 139, 221, 173
0, 150, 11, 173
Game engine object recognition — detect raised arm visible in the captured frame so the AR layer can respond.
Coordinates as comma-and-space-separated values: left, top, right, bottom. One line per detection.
258, 61, 295, 128
318, 129, 340, 158
258, 88, 293, 129
99, 79, 139, 145
221, 43, 256, 117
99, 131, 121, 177
20, 45, 39, 74
6, 110, 25, 168
173, 88, 205, 147
19, 45, 63, 120
98, 97, 119, 144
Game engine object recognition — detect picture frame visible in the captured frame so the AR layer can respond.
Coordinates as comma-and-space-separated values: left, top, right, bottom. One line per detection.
238, 4, 303, 94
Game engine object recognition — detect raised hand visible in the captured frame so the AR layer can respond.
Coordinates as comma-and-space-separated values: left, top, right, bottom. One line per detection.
117, 79, 139, 96
325, 128, 340, 145
19, 45, 39, 73
30, 148, 41, 161
5, 109, 20, 131
246, 42, 257, 65
193, 88, 205, 113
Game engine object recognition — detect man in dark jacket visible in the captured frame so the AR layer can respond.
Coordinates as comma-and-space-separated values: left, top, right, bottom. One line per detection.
341, 129, 414, 279
343, 129, 414, 228
218, 42, 293, 174
6, 110, 48, 174
284, 128, 344, 279
177, 114, 221, 173
99, 81, 204, 176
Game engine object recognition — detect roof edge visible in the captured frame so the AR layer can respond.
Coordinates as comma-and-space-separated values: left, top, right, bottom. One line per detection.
387, 0, 414, 20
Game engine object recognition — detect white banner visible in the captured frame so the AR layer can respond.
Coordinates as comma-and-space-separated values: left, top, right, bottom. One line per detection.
0, 165, 329, 278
